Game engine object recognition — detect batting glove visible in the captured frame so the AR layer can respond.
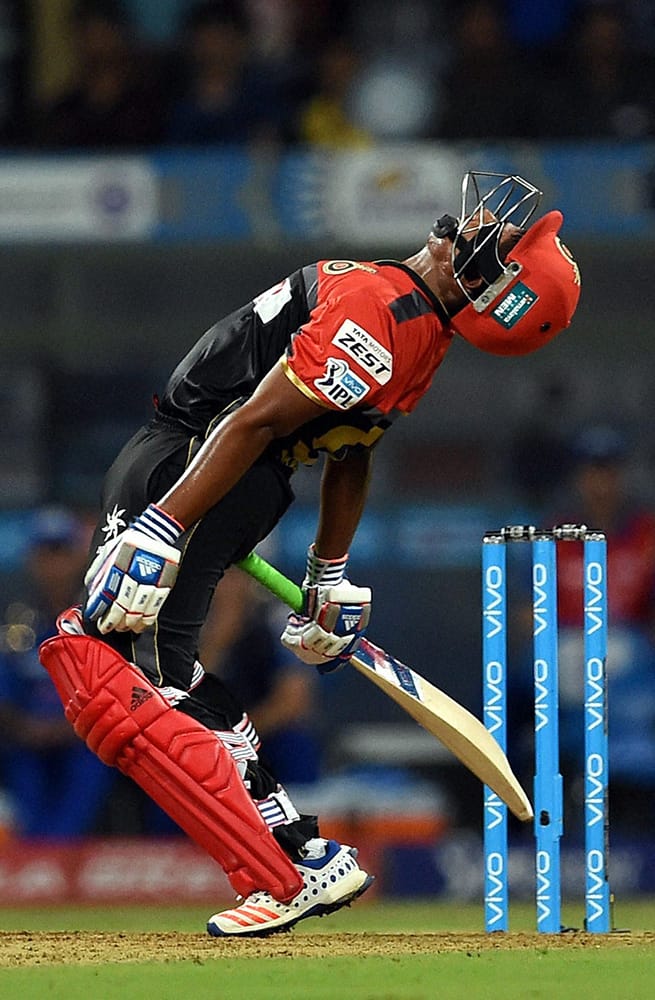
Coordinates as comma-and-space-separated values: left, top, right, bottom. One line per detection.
280, 580, 371, 674
303, 543, 349, 588
84, 504, 183, 634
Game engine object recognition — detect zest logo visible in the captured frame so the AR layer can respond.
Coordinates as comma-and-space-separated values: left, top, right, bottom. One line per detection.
331, 319, 392, 384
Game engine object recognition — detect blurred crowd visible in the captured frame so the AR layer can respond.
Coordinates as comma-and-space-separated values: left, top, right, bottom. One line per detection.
0, 0, 655, 150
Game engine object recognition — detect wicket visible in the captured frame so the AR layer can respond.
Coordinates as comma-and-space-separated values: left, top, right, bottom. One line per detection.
482, 524, 611, 933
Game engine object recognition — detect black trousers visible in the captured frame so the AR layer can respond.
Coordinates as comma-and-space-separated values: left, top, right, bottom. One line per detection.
85, 416, 318, 858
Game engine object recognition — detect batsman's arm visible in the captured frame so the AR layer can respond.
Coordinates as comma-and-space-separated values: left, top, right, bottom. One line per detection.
158, 363, 327, 527
315, 448, 372, 559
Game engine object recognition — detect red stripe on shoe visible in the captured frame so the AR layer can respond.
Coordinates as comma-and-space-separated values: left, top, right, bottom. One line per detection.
240, 905, 280, 921
220, 912, 258, 928
222, 905, 280, 927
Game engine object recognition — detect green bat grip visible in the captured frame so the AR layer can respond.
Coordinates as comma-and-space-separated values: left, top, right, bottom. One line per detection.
236, 551, 304, 614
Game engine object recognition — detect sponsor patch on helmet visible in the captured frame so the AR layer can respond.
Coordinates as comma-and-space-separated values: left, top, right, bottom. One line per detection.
491, 281, 538, 329
314, 357, 370, 409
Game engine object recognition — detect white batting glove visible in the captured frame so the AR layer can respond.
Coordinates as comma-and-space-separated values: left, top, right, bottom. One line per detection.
84, 504, 183, 634
280, 580, 371, 674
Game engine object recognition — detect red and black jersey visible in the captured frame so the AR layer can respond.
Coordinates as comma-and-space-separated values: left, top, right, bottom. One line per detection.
557, 511, 655, 627
158, 258, 452, 466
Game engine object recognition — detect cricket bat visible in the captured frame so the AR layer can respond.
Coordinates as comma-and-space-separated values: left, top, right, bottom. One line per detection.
237, 552, 533, 823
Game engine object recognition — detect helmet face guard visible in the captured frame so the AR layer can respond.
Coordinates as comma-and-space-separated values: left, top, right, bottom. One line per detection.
439, 172, 581, 356
452, 171, 542, 302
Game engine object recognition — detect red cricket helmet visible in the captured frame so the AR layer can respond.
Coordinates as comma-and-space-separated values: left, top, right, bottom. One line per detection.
434, 172, 581, 356
451, 209, 581, 356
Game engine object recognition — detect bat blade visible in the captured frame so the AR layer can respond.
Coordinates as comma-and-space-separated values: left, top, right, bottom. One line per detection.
237, 552, 533, 822
352, 639, 533, 822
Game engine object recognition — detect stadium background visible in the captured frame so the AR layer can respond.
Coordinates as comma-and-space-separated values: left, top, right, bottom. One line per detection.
1, 0, 655, 910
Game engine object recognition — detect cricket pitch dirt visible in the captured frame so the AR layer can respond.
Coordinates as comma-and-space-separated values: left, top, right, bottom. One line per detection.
1, 930, 652, 966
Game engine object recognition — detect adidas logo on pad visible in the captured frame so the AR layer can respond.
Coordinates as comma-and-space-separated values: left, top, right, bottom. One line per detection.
130, 686, 153, 711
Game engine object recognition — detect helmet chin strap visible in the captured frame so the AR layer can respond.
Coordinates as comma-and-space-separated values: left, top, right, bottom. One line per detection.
432, 214, 458, 239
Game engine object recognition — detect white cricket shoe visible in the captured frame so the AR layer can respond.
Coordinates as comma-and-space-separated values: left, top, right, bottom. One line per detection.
206, 839, 374, 938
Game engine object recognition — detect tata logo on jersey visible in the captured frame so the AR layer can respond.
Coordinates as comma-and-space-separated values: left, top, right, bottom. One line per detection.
332, 319, 392, 385
315, 358, 370, 409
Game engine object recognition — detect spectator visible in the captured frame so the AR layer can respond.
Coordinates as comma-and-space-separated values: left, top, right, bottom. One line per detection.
295, 36, 373, 148
555, 425, 655, 631
539, 3, 655, 140
164, 0, 287, 146
438, 0, 537, 140
199, 566, 322, 785
31, 0, 166, 149
505, 0, 576, 50
339, 0, 445, 140
0, 507, 115, 837
0, 0, 28, 146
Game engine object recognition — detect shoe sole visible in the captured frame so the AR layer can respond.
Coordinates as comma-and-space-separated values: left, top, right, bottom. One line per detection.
207, 870, 375, 939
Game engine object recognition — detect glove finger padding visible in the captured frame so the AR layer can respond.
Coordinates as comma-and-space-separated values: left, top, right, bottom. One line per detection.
281, 581, 371, 673
280, 615, 335, 665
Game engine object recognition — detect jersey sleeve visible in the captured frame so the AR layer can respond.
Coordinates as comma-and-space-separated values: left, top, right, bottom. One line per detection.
283, 290, 397, 413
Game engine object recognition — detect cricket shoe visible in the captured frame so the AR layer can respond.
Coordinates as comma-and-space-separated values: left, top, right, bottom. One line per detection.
206, 839, 374, 938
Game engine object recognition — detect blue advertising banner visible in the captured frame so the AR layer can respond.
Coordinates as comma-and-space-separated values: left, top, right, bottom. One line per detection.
0, 142, 653, 242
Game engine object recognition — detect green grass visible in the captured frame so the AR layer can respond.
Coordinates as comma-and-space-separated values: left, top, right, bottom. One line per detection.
0, 897, 653, 933
1, 900, 655, 1000
3, 950, 655, 1000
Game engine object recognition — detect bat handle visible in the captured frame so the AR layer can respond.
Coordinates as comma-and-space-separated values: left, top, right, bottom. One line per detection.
236, 551, 304, 614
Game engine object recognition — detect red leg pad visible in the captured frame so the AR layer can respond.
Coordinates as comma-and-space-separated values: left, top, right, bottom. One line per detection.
39, 634, 303, 903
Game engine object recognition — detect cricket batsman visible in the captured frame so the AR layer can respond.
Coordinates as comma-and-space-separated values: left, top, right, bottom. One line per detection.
40, 171, 581, 936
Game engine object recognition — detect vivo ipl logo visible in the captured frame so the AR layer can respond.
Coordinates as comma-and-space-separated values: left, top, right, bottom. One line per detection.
484, 783, 506, 831
585, 561, 604, 635
484, 851, 506, 927
585, 751, 606, 830
585, 657, 605, 734
586, 849, 607, 927
533, 562, 553, 734
483, 562, 507, 832
536, 849, 553, 926
484, 660, 504, 739
532, 562, 550, 637
534, 659, 552, 733
483, 564, 505, 639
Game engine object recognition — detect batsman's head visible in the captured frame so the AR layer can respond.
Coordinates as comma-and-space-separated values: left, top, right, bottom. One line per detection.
434, 171, 581, 356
